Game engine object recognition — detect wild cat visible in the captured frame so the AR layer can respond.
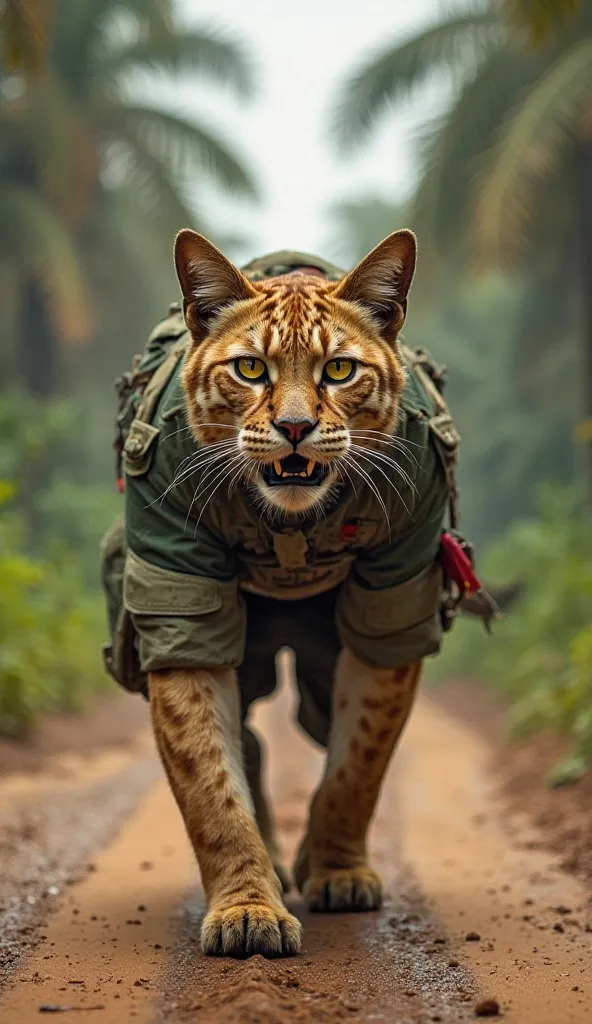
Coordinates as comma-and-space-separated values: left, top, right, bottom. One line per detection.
103, 229, 464, 957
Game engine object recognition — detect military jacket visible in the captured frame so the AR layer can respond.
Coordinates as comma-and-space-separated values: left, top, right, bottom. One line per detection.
122, 292, 457, 675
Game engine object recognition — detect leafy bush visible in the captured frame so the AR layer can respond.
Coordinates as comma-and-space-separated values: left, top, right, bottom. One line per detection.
430, 486, 592, 781
0, 391, 119, 569
0, 489, 113, 736
0, 392, 119, 736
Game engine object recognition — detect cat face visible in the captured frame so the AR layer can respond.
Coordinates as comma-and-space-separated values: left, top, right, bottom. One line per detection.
175, 230, 416, 517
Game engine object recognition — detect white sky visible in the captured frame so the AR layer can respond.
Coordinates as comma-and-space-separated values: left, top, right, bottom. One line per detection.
173, 0, 453, 263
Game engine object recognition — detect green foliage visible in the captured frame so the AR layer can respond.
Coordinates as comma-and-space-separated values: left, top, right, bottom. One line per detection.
429, 487, 592, 778
0, 490, 112, 737
0, 392, 119, 735
0, 391, 119, 571
0, 0, 259, 733
411, 274, 578, 546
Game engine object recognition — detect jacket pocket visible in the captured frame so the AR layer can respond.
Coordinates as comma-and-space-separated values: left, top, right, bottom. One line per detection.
123, 419, 160, 477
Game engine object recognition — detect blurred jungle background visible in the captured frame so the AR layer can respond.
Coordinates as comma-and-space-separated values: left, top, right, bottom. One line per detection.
0, 0, 591, 781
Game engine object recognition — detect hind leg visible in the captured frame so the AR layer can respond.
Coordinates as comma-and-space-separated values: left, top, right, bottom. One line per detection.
295, 651, 421, 911
243, 725, 291, 892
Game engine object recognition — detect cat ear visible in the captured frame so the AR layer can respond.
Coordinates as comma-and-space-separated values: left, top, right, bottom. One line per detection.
334, 230, 417, 340
174, 229, 256, 337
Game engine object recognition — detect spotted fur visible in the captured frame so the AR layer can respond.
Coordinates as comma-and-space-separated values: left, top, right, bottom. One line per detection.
148, 231, 422, 958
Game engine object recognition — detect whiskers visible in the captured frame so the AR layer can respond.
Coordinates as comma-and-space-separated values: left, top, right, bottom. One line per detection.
148, 420, 420, 537
189, 449, 253, 534
148, 435, 240, 511
349, 429, 420, 467
334, 431, 419, 530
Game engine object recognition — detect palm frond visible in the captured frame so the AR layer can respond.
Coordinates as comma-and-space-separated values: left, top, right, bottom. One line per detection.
51, 0, 174, 93
475, 38, 592, 267
104, 102, 257, 198
105, 131, 200, 233
0, 186, 92, 342
331, 9, 500, 152
412, 46, 543, 259
51, 0, 121, 90
104, 28, 254, 97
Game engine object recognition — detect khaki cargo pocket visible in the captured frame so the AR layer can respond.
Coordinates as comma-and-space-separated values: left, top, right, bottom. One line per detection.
337, 563, 444, 669
124, 550, 223, 616
123, 419, 160, 477
340, 562, 443, 635
124, 550, 246, 672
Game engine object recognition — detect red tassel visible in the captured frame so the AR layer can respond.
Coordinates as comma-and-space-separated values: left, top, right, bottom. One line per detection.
440, 531, 482, 595
116, 476, 125, 494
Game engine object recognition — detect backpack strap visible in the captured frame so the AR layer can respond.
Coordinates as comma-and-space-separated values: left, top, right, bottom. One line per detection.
112, 312, 189, 492
135, 337, 187, 425
399, 343, 461, 530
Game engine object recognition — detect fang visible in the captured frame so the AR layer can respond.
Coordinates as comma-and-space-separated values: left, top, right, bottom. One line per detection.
273, 461, 282, 475
306, 460, 315, 476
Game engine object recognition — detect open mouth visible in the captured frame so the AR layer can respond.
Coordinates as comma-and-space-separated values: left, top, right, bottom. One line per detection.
261, 453, 329, 488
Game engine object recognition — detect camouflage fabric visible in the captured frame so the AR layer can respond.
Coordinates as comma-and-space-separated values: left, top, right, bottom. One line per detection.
101, 250, 457, 713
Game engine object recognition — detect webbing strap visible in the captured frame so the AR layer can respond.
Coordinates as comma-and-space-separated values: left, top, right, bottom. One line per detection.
400, 344, 460, 530
136, 338, 187, 425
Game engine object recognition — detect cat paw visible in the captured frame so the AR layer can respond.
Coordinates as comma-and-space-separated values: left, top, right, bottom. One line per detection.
201, 902, 301, 958
303, 867, 383, 912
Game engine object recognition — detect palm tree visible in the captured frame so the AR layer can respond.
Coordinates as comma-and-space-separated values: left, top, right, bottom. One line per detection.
0, 0, 256, 394
332, 0, 592, 484
333, 1, 588, 264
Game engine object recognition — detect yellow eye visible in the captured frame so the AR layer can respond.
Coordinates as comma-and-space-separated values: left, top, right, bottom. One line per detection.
235, 357, 267, 382
323, 358, 355, 383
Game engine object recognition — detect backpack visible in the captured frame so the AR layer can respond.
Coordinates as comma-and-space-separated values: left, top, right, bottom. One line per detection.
101, 266, 497, 697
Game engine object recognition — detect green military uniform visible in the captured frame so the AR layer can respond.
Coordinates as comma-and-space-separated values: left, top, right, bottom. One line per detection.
102, 250, 458, 747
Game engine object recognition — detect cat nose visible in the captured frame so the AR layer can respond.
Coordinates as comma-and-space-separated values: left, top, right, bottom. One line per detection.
274, 419, 317, 446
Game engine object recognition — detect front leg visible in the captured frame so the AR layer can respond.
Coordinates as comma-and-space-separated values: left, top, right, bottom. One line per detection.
295, 651, 421, 912
149, 667, 301, 956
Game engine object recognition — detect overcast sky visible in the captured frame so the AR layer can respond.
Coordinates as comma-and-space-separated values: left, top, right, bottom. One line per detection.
172, 0, 453, 263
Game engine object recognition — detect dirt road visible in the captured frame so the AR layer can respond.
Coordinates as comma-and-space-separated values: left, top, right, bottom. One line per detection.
1, 675, 591, 1023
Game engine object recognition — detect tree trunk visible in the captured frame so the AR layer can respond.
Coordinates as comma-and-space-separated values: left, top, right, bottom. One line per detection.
20, 276, 60, 396
575, 136, 592, 492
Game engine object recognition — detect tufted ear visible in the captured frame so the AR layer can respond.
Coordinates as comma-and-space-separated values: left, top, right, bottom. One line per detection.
334, 230, 417, 341
174, 229, 257, 338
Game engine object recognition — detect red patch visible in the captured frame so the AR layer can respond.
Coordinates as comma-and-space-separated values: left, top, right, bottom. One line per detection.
340, 521, 359, 542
